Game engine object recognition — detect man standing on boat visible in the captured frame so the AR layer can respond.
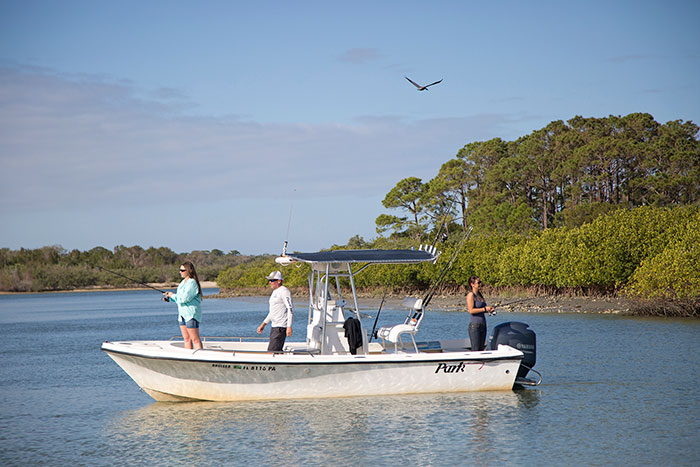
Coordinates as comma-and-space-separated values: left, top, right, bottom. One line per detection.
257, 270, 294, 352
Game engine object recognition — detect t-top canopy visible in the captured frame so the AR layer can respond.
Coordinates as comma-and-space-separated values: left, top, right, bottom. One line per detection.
282, 248, 437, 265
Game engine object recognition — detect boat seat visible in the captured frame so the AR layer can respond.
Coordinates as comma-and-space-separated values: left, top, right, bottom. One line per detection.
376, 323, 417, 343
376, 322, 418, 352
376, 297, 424, 353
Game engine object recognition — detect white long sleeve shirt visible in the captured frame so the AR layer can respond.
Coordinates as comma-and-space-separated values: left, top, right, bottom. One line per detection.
264, 286, 294, 328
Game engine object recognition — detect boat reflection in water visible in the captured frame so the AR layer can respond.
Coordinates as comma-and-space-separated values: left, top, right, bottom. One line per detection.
104, 390, 541, 464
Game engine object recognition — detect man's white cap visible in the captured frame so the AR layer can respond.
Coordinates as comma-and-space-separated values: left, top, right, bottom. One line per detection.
266, 270, 283, 281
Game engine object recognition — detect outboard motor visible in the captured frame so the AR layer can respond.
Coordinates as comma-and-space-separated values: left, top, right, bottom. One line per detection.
487, 322, 537, 381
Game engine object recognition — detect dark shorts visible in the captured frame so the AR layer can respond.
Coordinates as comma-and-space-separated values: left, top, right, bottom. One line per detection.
268, 327, 287, 352
179, 316, 200, 329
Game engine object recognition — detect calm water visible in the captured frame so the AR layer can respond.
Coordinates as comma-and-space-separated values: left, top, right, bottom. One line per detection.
0, 290, 698, 466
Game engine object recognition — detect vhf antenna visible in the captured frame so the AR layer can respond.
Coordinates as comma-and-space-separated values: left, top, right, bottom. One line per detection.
282, 197, 294, 256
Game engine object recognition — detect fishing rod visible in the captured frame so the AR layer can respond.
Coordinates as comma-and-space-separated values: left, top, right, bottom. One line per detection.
429, 198, 456, 250
422, 226, 473, 309
495, 297, 536, 307
438, 297, 535, 313
369, 270, 393, 343
97, 266, 170, 301
484, 297, 535, 316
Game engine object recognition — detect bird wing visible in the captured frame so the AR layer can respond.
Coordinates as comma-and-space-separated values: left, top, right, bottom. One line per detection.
405, 76, 423, 89
425, 79, 443, 88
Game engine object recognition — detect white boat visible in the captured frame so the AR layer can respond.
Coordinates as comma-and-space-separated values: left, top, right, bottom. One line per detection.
102, 248, 540, 402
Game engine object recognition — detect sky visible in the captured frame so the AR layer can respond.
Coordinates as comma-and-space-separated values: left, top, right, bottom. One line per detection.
1, 0, 699, 255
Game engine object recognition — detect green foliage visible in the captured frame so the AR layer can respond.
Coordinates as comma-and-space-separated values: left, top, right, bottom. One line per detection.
489, 206, 699, 294
378, 177, 431, 238
494, 228, 568, 287
454, 233, 519, 286
215, 206, 699, 302
0, 246, 253, 292
364, 112, 699, 302
626, 210, 700, 299
375, 213, 406, 236
468, 199, 538, 233
377, 113, 700, 237
554, 201, 618, 228
427, 158, 471, 230
7, 207, 696, 301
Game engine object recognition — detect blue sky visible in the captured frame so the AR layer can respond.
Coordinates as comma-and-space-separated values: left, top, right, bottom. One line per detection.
1, 0, 698, 255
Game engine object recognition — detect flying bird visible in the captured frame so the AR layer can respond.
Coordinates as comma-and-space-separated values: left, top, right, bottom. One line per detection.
405, 76, 443, 91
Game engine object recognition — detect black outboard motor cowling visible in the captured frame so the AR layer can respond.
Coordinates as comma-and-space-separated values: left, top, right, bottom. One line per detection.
487, 321, 536, 379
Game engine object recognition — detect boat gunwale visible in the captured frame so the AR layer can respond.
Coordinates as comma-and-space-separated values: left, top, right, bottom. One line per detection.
101, 343, 524, 366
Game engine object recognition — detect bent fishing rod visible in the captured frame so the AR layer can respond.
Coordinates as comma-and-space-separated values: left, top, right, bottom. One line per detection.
97, 266, 170, 301
422, 226, 473, 309
429, 198, 457, 250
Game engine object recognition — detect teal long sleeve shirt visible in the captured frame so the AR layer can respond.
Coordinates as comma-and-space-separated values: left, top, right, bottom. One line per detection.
171, 278, 202, 322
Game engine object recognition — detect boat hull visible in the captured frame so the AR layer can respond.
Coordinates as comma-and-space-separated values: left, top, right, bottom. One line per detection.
102, 340, 523, 401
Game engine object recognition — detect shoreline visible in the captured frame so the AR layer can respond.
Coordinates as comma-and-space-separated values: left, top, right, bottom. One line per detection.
0, 281, 219, 295
2, 284, 696, 317
208, 287, 642, 315
211, 288, 638, 315
311, 295, 637, 315
210, 289, 696, 317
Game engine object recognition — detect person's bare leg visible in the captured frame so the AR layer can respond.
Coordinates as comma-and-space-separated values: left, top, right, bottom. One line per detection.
187, 327, 202, 350
180, 325, 192, 349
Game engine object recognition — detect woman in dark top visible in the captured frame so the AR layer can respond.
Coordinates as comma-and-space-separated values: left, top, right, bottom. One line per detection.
466, 276, 494, 351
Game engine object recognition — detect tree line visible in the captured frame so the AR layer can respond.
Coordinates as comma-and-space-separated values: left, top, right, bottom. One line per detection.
0, 245, 249, 292
216, 206, 699, 315
377, 113, 699, 238
216, 113, 699, 314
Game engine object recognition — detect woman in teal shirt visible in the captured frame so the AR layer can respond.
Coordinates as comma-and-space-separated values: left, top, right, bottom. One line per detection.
164, 261, 203, 350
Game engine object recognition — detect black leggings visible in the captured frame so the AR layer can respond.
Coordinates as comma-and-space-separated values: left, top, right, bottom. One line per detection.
468, 322, 486, 351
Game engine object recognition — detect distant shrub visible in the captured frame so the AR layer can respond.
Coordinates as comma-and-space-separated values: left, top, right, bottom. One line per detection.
626, 210, 700, 300
3, 207, 698, 301
214, 206, 700, 303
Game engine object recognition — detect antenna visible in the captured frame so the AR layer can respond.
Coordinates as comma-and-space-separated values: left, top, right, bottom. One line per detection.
282, 192, 294, 256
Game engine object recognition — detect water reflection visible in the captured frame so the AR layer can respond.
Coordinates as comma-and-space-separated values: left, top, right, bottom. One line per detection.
514, 387, 541, 408
104, 390, 541, 464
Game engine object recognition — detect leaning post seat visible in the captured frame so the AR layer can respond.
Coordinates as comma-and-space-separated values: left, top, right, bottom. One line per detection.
376, 297, 424, 352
